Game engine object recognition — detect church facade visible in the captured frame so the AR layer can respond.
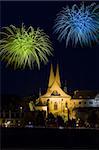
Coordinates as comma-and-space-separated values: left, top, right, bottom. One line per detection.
29, 64, 99, 120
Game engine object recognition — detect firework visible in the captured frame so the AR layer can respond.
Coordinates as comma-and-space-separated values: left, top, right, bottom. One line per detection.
54, 3, 99, 47
0, 24, 53, 69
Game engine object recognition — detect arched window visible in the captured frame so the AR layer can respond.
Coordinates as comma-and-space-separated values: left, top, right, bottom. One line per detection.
65, 102, 68, 108
54, 102, 58, 110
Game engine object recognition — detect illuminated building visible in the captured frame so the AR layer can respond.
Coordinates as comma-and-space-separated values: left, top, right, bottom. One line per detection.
29, 64, 99, 120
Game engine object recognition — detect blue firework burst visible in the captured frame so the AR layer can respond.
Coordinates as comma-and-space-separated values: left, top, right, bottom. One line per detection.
54, 3, 99, 47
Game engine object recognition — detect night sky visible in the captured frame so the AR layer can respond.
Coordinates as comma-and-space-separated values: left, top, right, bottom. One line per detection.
1, 1, 99, 97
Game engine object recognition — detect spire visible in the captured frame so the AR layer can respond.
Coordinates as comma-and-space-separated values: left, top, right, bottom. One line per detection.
64, 80, 67, 93
48, 64, 55, 88
39, 88, 41, 97
55, 64, 61, 87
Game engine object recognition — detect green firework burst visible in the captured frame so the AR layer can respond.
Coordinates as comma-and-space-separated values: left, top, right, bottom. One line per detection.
0, 24, 53, 69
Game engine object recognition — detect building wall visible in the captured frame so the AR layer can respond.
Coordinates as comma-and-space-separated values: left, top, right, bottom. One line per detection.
39, 96, 71, 116
36, 97, 99, 120
71, 99, 99, 108
36, 106, 47, 112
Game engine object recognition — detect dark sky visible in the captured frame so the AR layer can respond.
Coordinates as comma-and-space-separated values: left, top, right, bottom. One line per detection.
1, 1, 99, 97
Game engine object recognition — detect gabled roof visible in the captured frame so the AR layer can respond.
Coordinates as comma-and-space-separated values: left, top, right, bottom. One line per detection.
55, 64, 61, 87
40, 81, 71, 98
38, 64, 71, 99
48, 64, 61, 88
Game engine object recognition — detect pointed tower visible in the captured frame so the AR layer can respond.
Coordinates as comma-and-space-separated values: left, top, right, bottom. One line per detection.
48, 64, 55, 88
64, 80, 67, 93
39, 88, 41, 97
55, 64, 61, 87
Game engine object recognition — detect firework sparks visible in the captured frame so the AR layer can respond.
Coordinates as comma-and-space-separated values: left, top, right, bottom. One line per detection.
0, 24, 53, 69
54, 3, 99, 47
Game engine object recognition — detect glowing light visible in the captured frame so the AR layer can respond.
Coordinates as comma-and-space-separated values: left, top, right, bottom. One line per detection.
5, 121, 11, 128
0, 24, 53, 69
20, 106, 22, 110
54, 3, 99, 47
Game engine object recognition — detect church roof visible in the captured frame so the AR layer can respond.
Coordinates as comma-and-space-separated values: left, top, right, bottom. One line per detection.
48, 64, 61, 88
95, 94, 99, 100
40, 64, 71, 98
73, 90, 97, 99
55, 64, 61, 87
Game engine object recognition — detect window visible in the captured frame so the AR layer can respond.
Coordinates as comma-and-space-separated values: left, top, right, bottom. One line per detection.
54, 102, 58, 110
84, 102, 86, 104
51, 90, 60, 96
44, 101, 46, 105
79, 102, 81, 104
47, 99, 49, 104
89, 101, 93, 104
